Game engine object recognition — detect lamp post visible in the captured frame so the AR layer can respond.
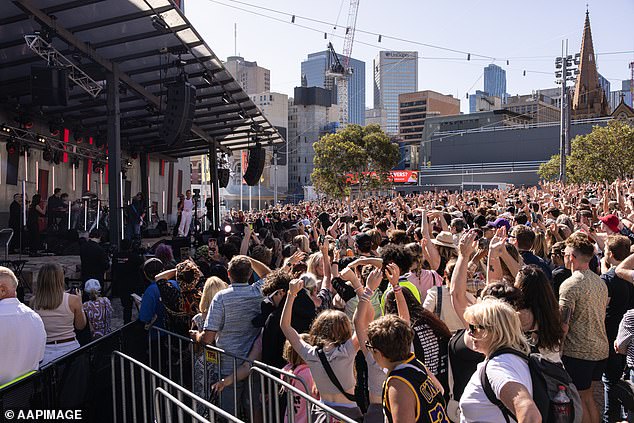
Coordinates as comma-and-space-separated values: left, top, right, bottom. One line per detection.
554, 39, 580, 184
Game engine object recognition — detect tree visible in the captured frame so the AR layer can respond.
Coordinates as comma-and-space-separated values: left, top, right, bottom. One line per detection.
312, 124, 400, 198
538, 120, 634, 183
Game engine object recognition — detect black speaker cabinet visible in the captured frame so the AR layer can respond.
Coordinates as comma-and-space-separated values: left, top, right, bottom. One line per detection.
31, 67, 68, 106
243, 146, 265, 186
218, 168, 230, 188
160, 81, 196, 146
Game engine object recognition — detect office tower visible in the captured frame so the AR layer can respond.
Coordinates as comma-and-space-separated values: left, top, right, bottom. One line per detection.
484, 64, 507, 102
300, 51, 365, 125
373, 51, 418, 135
225, 56, 270, 95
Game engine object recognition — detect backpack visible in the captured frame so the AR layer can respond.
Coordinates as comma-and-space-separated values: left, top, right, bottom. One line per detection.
481, 348, 582, 423
156, 279, 189, 335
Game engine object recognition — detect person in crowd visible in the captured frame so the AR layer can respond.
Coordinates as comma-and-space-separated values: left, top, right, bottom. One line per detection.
366, 313, 449, 423
281, 278, 363, 422
174, 193, 185, 238
47, 188, 64, 230
550, 241, 571, 299
191, 276, 228, 410
8, 193, 22, 253
79, 229, 109, 285
178, 190, 194, 237
459, 298, 541, 423
127, 192, 146, 241
82, 279, 113, 340
0, 266, 46, 386
601, 235, 634, 422
111, 239, 144, 324
560, 233, 609, 423
155, 244, 176, 270
138, 258, 179, 330
282, 335, 318, 423
27, 193, 46, 256
510, 225, 552, 279
190, 255, 267, 416
32, 263, 87, 365
513, 265, 563, 361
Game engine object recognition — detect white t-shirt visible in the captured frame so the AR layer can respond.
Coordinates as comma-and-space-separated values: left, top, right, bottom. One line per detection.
459, 353, 532, 423
183, 198, 193, 213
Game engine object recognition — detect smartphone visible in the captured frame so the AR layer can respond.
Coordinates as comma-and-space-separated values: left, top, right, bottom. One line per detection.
318, 235, 324, 245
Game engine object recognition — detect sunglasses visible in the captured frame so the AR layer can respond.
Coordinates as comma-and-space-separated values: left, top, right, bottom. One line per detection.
467, 323, 488, 337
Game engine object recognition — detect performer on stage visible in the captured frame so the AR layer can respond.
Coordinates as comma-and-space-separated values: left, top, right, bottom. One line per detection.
178, 190, 193, 237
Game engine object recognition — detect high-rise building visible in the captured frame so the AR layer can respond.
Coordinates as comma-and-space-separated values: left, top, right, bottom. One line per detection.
300, 51, 365, 125
469, 90, 502, 113
571, 11, 610, 118
365, 108, 387, 132
609, 80, 633, 110
224, 56, 270, 95
287, 87, 339, 195
373, 51, 418, 135
484, 64, 507, 102
503, 94, 560, 123
399, 90, 460, 143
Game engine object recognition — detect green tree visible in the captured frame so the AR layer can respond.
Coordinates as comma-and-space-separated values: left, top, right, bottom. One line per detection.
538, 120, 634, 183
312, 124, 400, 198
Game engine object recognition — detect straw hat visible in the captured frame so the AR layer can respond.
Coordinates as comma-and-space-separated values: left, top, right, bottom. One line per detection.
431, 231, 457, 249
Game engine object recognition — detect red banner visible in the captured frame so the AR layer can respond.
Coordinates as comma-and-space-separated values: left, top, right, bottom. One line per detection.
345, 170, 418, 185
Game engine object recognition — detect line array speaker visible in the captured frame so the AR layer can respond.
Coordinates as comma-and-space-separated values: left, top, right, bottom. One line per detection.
31, 67, 68, 106
160, 81, 196, 146
243, 146, 265, 186
218, 168, 230, 188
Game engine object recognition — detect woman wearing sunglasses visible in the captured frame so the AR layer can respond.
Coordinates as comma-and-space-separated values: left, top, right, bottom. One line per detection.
459, 298, 541, 423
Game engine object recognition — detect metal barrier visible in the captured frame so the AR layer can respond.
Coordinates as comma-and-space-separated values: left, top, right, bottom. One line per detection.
112, 351, 243, 423
248, 366, 357, 423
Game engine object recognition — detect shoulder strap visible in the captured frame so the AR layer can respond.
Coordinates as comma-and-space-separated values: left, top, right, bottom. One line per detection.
480, 349, 526, 422
434, 285, 443, 317
316, 348, 356, 402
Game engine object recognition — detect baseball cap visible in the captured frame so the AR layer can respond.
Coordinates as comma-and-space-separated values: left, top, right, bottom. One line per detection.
487, 217, 511, 231
599, 214, 620, 233
85, 279, 101, 294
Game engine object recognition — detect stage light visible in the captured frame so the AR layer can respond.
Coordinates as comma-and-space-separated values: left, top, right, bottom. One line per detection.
37, 135, 46, 143
6, 138, 17, 154
125, 159, 132, 167
224, 225, 232, 233
1, 124, 11, 134
53, 150, 62, 165
73, 128, 84, 143
151, 16, 169, 32
93, 162, 103, 173
43, 149, 53, 162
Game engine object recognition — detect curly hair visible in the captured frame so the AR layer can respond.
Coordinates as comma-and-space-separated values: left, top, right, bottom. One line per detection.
308, 309, 352, 348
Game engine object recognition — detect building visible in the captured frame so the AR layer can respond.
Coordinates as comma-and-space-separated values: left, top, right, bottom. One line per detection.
287, 87, 338, 195
224, 56, 270, 95
373, 51, 418, 135
300, 51, 365, 125
571, 11, 610, 119
365, 108, 387, 131
608, 80, 633, 111
469, 90, 502, 113
484, 64, 507, 102
598, 73, 611, 103
503, 93, 560, 123
399, 90, 460, 143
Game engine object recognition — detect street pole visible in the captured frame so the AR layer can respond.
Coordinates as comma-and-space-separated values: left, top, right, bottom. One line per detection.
273, 150, 278, 206
555, 39, 579, 184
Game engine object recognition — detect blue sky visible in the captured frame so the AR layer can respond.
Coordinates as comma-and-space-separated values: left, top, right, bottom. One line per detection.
185, 0, 634, 113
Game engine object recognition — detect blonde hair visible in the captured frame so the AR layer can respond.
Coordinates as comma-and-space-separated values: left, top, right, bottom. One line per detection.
32, 263, 66, 310
306, 252, 324, 277
284, 333, 310, 367
309, 309, 352, 348
199, 276, 228, 315
293, 235, 310, 253
0, 266, 18, 289
463, 297, 530, 356
531, 231, 548, 260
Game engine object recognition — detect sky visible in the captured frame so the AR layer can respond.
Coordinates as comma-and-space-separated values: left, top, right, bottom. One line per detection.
185, 0, 634, 114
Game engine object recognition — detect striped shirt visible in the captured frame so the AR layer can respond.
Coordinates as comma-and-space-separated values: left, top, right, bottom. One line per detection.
616, 309, 634, 368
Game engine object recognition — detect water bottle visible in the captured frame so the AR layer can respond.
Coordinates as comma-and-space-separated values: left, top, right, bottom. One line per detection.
552, 385, 572, 423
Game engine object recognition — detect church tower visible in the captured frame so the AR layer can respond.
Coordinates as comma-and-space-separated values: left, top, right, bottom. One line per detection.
571, 10, 610, 119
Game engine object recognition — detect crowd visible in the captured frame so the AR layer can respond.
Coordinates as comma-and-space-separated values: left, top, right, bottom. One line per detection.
6, 179, 634, 422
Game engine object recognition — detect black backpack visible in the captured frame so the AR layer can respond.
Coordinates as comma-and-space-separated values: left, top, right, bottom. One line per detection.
156, 279, 189, 335
481, 348, 582, 423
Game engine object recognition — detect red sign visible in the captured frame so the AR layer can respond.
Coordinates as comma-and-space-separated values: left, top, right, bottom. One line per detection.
345, 171, 418, 185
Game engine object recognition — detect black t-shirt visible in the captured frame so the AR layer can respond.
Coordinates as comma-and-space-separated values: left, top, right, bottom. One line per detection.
411, 320, 449, 395
602, 268, 634, 343
448, 329, 484, 401
552, 266, 572, 300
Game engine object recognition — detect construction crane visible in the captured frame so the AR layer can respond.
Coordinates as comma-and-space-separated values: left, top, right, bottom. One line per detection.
326, 0, 360, 128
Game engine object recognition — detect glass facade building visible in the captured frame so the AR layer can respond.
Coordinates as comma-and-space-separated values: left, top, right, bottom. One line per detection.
300, 51, 365, 125
373, 51, 418, 135
483, 64, 507, 102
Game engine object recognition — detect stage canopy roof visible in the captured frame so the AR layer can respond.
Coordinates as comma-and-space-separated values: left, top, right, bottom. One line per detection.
0, 0, 282, 157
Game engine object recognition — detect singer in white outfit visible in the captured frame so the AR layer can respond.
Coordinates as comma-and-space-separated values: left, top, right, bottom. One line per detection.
178, 190, 193, 237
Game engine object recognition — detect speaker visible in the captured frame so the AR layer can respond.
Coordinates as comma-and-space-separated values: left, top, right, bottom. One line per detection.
160, 81, 196, 146
167, 237, 191, 261
218, 168, 230, 188
243, 146, 265, 186
31, 67, 68, 106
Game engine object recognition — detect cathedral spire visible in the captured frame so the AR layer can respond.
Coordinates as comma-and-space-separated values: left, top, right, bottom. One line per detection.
572, 9, 610, 118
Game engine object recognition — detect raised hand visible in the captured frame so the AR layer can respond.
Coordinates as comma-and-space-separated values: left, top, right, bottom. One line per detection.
288, 279, 304, 296
385, 263, 401, 287
488, 227, 507, 258
458, 230, 478, 257
366, 268, 383, 291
